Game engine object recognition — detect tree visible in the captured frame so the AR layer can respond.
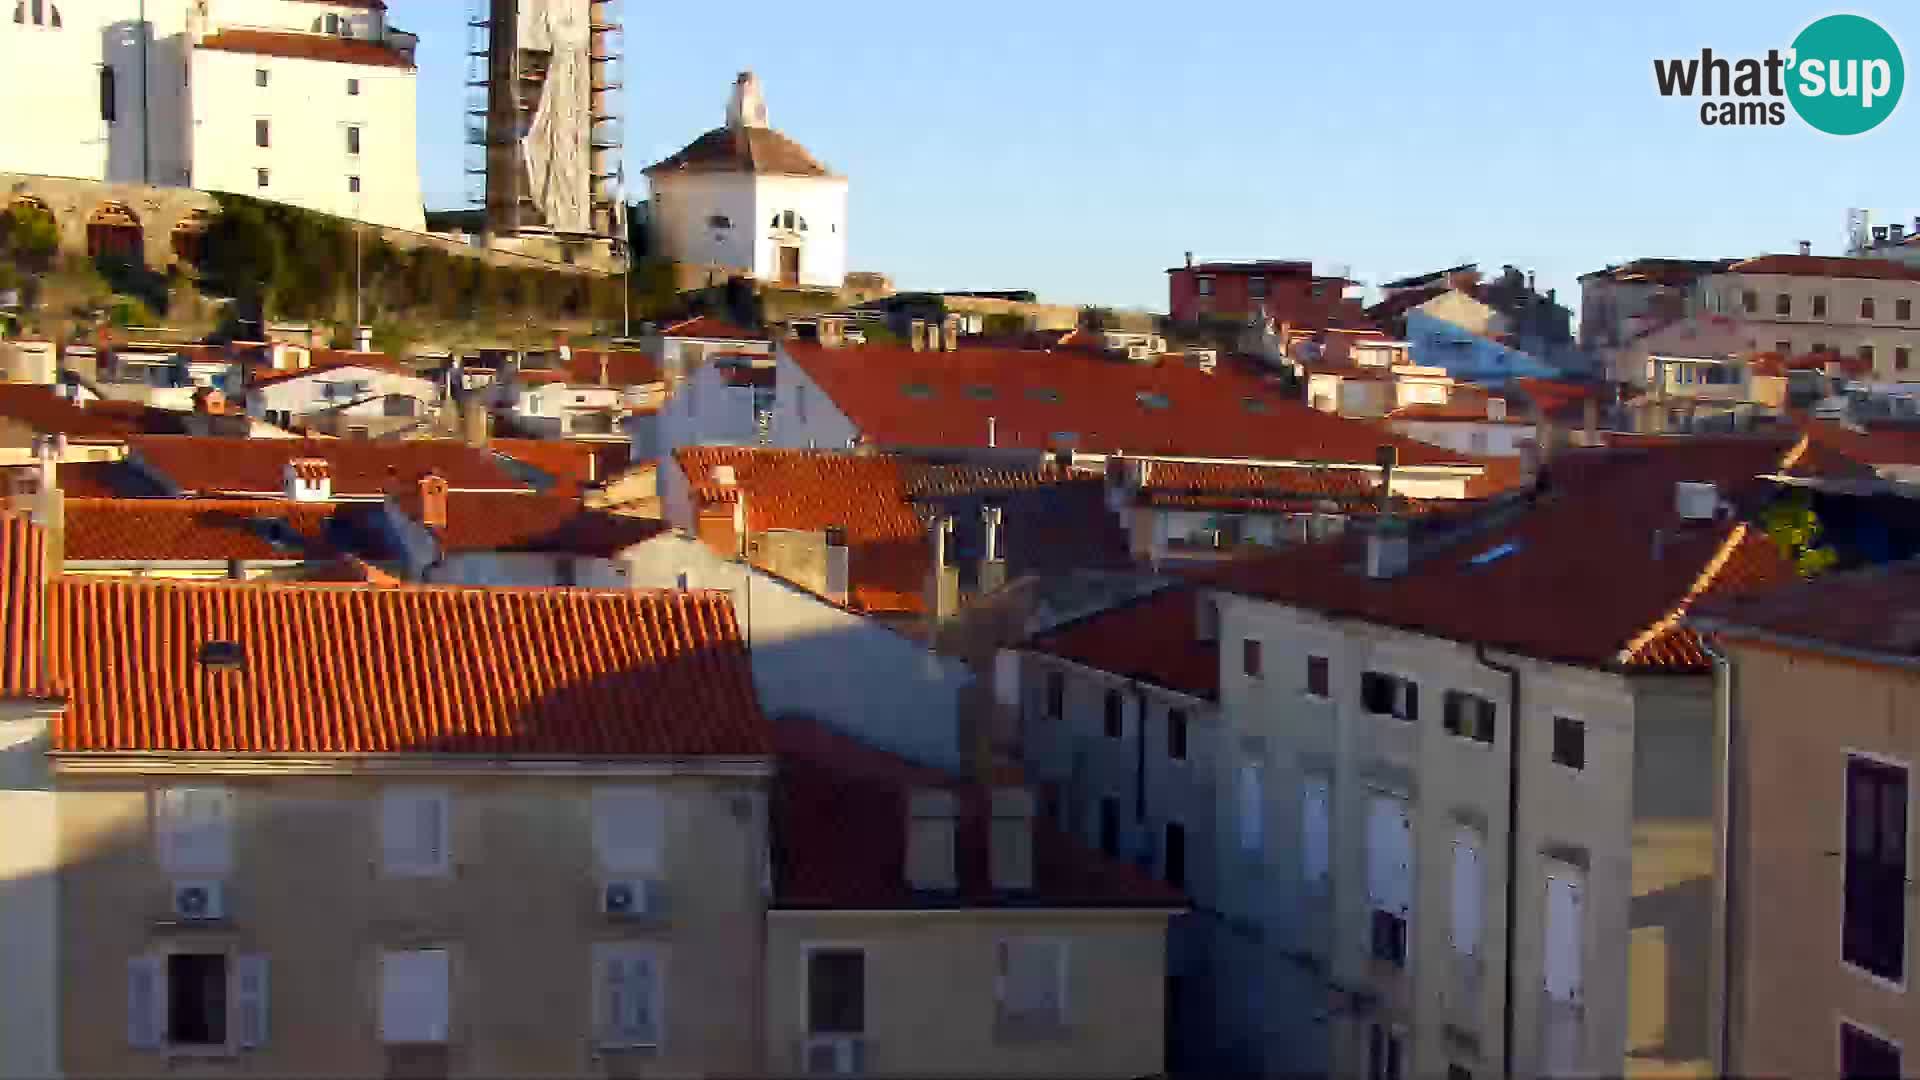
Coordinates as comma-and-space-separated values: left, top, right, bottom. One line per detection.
0, 204, 60, 274
1761, 490, 1840, 577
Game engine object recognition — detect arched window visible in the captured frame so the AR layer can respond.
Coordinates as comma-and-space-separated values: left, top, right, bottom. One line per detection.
769, 210, 808, 232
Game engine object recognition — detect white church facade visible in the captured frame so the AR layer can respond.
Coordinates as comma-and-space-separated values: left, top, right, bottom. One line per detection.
645, 72, 848, 289
0, 0, 424, 232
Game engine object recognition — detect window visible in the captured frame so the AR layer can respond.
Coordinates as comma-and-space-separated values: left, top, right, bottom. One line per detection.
1196, 276, 1215, 297
1741, 290, 1757, 313
1044, 670, 1063, 720
1861, 345, 1878, 368
255, 68, 268, 87
348, 175, 361, 194
1777, 293, 1793, 316
100, 65, 117, 123
1167, 708, 1188, 761
1553, 716, 1586, 770
1452, 828, 1483, 957
1242, 638, 1263, 678
1362, 672, 1418, 722
706, 214, 730, 229
1098, 796, 1119, 857
1306, 655, 1330, 698
380, 788, 450, 877
1443, 690, 1496, 744
256, 168, 269, 188
593, 787, 666, 874
1841, 1021, 1903, 1079
1367, 795, 1413, 968
1776, 340, 1792, 355
1164, 822, 1186, 889
1812, 294, 1826, 318
1249, 277, 1269, 301
1103, 690, 1123, 739
1844, 756, 1908, 982
1864, 297, 1879, 319
348, 77, 361, 95
255, 118, 270, 148
1544, 872, 1585, 1003
347, 126, 362, 156
378, 948, 450, 1044
594, 944, 660, 1046
129, 952, 266, 1051
1367, 1024, 1405, 1080
1815, 342, 1830, 355
156, 787, 233, 875
1302, 775, 1330, 889
1900, 298, 1914, 321
806, 947, 864, 1035
167, 953, 228, 1046
996, 939, 1066, 1031
1901, 348, 1914, 372
1237, 764, 1263, 854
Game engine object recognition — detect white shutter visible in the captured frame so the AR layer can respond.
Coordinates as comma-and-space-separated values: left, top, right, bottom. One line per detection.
128, 955, 164, 1049
1451, 830, 1482, 956
1366, 795, 1405, 912
595, 945, 661, 1046
1237, 764, 1264, 854
594, 787, 666, 874
381, 789, 450, 876
1301, 776, 1331, 886
1000, 940, 1065, 1024
235, 954, 269, 1048
1545, 874, 1584, 1003
379, 949, 450, 1044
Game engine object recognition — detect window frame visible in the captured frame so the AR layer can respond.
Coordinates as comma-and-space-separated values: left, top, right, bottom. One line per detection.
1840, 1017, 1904, 1080
347, 77, 360, 96
1842, 751, 1910, 989
254, 68, 268, 88
1163, 820, 1186, 889
155, 786, 234, 876
1777, 293, 1793, 317
1242, 638, 1263, 679
346, 124, 362, 157
1864, 297, 1878, 320
1306, 654, 1330, 700
592, 786, 667, 876
163, 948, 233, 1051
1442, 690, 1496, 745
1361, 670, 1419, 723
1103, 689, 1124, 740
1899, 298, 1914, 322
377, 947, 451, 1045
592, 941, 663, 1049
254, 117, 270, 149
801, 942, 866, 1038
1552, 715, 1587, 772
1812, 294, 1827, 318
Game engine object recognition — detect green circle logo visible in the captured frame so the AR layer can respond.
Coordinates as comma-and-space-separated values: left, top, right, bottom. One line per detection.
1788, 14, 1904, 135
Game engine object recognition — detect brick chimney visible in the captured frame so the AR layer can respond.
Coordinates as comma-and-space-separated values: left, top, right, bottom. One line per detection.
941, 314, 961, 352
978, 503, 1007, 594
462, 400, 491, 448
193, 387, 228, 416
819, 316, 846, 349
906, 788, 958, 892
8, 435, 66, 569
417, 472, 448, 530
283, 458, 332, 503
990, 787, 1035, 893
909, 319, 929, 352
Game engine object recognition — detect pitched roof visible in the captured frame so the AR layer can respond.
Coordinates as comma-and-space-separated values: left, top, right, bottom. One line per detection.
1028, 588, 1218, 700
564, 349, 662, 387
783, 342, 1476, 466
422, 492, 669, 556
1365, 285, 1453, 327
1694, 559, 1920, 664
490, 439, 631, 496
771, 716, 1183, 910
126, 436, 533, 496
1198, 437, 1807, 671
195, 28, 414, 68
246, 353, 424, 389
62, 499, 337, 562
1798, 419, 1920, 468
1510, 377, 1607, 425
1725, 254, 1920, 282
0, 384, 138, 440
645, 126, 834, 178
658, 316, 768, 342
1580, 258, 1732, 286
23, 565, 769, 756
1388, 388, 1528, 424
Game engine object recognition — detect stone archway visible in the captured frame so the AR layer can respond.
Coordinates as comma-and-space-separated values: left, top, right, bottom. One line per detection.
170, 208, 211, 265
85, 200, 142, 260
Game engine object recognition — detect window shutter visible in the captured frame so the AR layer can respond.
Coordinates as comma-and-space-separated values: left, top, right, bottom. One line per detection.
235, 954, 269, 1048
382, 790, 449, 876
1301, 776, 1331, 886
127, 955, 163, 1049
594, 788, 666, 874
1002, 940, 1063, 1023
1545, 874, 1584, 1002
1451, 830, 1482, 956
1367, 796, 1413, 915
380, 949, 450, 1044
1237, 765, 1264, 854
626, 951, 658, 1044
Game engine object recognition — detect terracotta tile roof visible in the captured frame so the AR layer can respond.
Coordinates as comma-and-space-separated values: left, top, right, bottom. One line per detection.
658, 316, 768, 342
246, 353, 423, 389
1726, 254, 1920, 282
62, 499, 337, 562
1198, 437, 1806, 671
77, 399, 192, 434
1141, 461, 1377, 502
771, 716, 1183, 910
28, 568, 769, 756
1510, 377, 1607, 426
1797, 419, 1920, 468
1388, 390, 1531, 424
645, 126, 833, 178
424, 492, 668, 556
0, 512, 51, 698
490, 439, 630, 496
1694, 559, 1920, 663
126, 436, 533, 497
1028, 588, 1218, 699
565, 349, 661, 387
784, 342, 1475, 466
675, 447, 930, 613
1581, 258, 1731, 286
195, 29, 414, 69
0, 385, 137, 439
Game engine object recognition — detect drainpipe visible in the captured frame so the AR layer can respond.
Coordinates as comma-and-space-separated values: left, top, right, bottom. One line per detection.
1701, 634, 1737, 1075
139, 0, 152, 184
1475, 644, 1522, 1078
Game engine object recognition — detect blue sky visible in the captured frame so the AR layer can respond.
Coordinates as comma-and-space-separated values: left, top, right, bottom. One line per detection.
395, 0, 1920, 312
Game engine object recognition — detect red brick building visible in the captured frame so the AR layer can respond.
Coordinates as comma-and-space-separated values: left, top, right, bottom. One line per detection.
1166, 257, 1366, 326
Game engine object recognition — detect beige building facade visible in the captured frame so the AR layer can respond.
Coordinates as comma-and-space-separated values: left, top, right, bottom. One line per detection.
1698, 259, 1920, 379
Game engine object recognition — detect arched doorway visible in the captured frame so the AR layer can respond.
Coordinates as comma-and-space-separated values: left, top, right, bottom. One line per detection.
86, 201, 142, 261
170, 209, 211, 265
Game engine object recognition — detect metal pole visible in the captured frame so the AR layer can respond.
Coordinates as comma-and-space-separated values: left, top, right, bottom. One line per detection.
138, 0, 152, 184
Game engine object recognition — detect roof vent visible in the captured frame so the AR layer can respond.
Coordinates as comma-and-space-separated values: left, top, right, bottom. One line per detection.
710, 464, 737, 486
1675, 482, 1718, 521
198, 641, 246, 672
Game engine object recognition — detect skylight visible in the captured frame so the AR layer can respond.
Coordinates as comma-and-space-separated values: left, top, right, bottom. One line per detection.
1468, 541, 1521, 567
198, 640, 246, 671
902, 382, 935, 400
1136, 391, 1172, 410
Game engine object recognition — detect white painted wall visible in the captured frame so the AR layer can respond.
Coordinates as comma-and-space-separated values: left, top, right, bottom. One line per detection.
768, 346, 858, 451
647, 172, 761, 276
247, 365, 436, 420
0, 710, 58, 1080
655, 361, 768, 455
648, 171, 847, 288
1390, 420, 1538, 457
750, 173, 848, 288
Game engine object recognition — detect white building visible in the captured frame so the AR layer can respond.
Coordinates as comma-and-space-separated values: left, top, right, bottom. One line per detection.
645, 72, 848, 289
246, 354, 438, 434
0, 0, 424, 231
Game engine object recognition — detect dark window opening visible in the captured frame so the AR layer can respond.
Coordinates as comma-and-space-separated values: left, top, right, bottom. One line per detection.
1099, 797, 1119, 857
254, 68, 268, 87
1362, 672, 1417, 722
1864, 297, 1878, 319
1777, 293, 1793, 316
1164, 822, 1186, 889
1167, 708, 1188, 761
1741, 290, 1757, 313
1307, 655, 1330, 698
1553, 716, 1586, 770
255, 118, 270, 148
167, 952, 228, 1046
1103, 690, 1123, 739
1044, 670, 1063, 720
100, 65, 117, 123
198, 641, 246, 671
1443, 691, 1496, 744
1242, 639, 1263, 678
1844, 756, 1908, 982
1371, 909, 1407, 969
1812, 294, 1827, 318
807, 949, 865, 1036
1899, 298, 1913, 321
347, 126, 361, 156
1841, 1021, 1902, 1079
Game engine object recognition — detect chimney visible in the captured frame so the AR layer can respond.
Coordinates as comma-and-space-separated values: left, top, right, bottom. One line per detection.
1486, 396, 1508, 422
905, 788, 958, 892
908, 319, 928, 352
353, 325, 373, 353
462, 401, 491, 448
818, 315, 846, 349
927, 514, 959, 619
990, 787, 1035, 893
1366, 522, 1410, 580
31, 433, 64, 496
979, 503, 1008, 594
987, 415, 996, 448
598, 352, 610, 387
1527, 270, 1537, 292
1799, 240, 1814, 256
824, 525, 849, 605
1895, 225, 1909, 244
417, 472, 448, 530
283, 458, 333, 503
1184, 251, 1193, 269
941, 314, 960, 351
193, 387, 228, 416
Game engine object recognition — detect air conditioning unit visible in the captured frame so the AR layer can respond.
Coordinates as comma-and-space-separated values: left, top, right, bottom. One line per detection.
172, 881, 226, 922
1126, 344, 1152, 361
803, 1035, 866, 1075
1674, 481, 1719, 521
601, 878, 660, 919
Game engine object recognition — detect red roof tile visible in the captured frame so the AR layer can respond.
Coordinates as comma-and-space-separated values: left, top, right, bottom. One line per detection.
62, 499, 337, 562
490, 439, 630, 496
784, 342, 1475, 466
246, 353, 423, 389
0, 385, 137, 440
196, 29, 414, 68
0, 512, 51, 698
1198, 438, 1804, 671
126, 436, 532, 497
645, 126, 833, 178
1695, 559, 1920, 663
1799, 419, 1920, 468
1510, 378, 1606, 426
565, 349, 662, 387
659, 316, 768, 342
424, 492, 668, 556
1727, 254, 1920, 282
1028, 588, 1218, 700
772, 716, 1182, 909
